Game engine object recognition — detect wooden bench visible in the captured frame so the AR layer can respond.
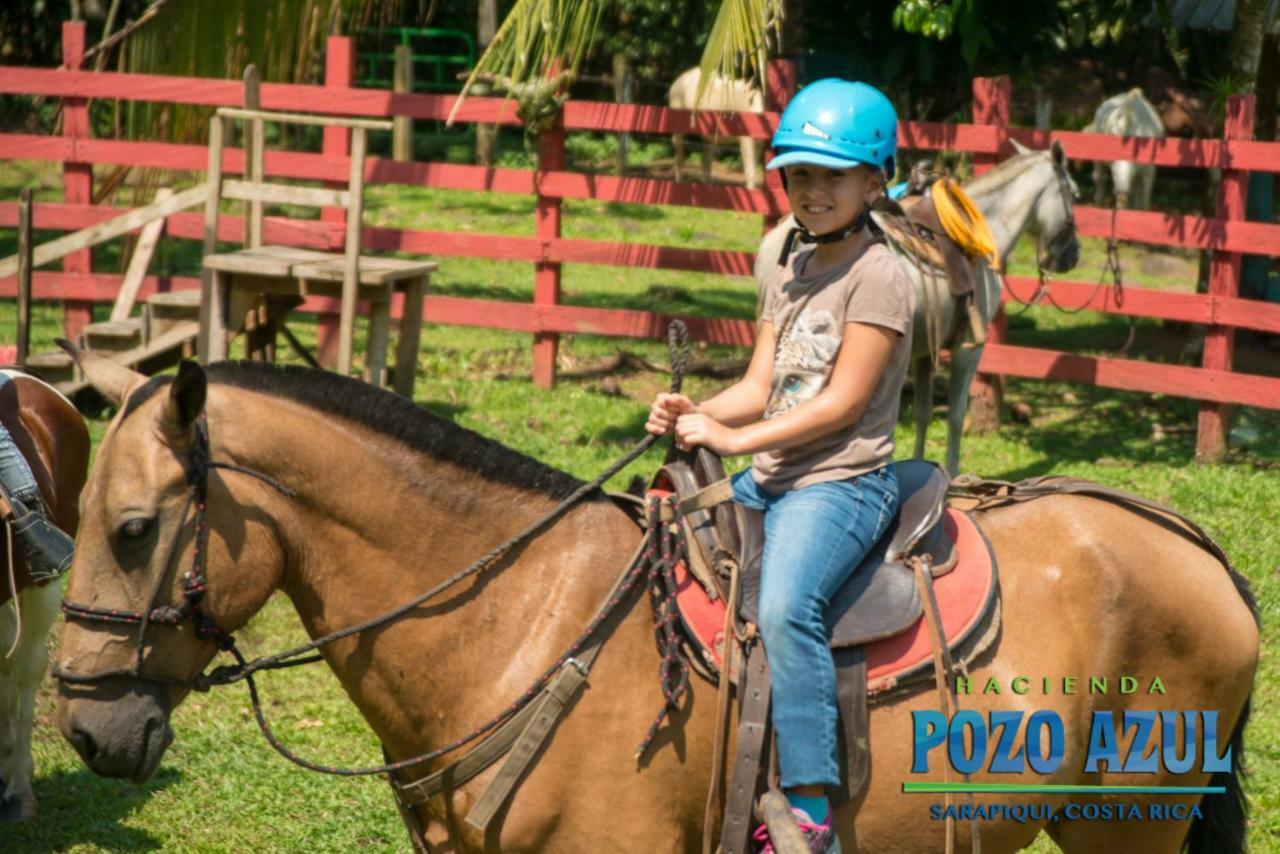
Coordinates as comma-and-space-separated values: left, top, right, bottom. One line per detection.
198, 107, 436, 397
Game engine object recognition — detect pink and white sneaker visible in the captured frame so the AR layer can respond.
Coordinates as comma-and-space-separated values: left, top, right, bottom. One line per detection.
752, 808, 841, 853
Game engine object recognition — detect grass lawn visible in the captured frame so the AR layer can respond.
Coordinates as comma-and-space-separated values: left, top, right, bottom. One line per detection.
1, 159, 1277, 852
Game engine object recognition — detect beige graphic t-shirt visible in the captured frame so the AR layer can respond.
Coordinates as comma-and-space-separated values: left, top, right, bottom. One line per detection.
752, 240, 915, 493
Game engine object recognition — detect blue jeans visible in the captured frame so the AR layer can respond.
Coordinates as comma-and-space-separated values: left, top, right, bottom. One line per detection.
0, 420, 38, 504
731, 465, 899, 789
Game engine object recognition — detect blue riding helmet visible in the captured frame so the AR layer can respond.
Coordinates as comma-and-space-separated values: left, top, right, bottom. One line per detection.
769, 79, 898, 179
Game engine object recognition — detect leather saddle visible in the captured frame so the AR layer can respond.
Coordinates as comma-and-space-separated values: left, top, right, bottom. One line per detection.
651, 450, 1000, 854
657, 449, 956, 655
873, 192, 981, 303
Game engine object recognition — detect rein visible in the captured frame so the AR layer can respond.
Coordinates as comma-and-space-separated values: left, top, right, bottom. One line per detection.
55, 323, 698, 780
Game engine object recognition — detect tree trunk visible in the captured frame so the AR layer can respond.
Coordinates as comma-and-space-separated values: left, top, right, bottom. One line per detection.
475, 0, 498, 167
1227, 0, 1271, 89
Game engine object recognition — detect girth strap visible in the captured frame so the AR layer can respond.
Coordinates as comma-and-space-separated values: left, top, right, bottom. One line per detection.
465, 652, 595, 830
385, 536, 647, 846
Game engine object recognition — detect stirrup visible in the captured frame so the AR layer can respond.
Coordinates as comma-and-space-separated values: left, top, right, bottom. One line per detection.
6, 499, 74, 584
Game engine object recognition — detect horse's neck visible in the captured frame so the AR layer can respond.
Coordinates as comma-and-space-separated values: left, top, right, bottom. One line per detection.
213, 391, 644, 756
970, 160, 1048, 264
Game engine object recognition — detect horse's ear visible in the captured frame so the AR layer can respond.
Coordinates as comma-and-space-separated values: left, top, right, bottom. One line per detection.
160, 360, 207, 440
1051, 139, 1067, 167
57, 339, 146, 407
1009, 138, 1032, 156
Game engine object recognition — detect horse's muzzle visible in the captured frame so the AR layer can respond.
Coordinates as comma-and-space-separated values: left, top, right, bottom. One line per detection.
1040, 238, 1080, 274
57, 681, 173, 783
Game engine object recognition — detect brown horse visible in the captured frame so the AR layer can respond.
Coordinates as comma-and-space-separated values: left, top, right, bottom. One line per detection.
54, 351, 1258, 852
0, 369, 89, 821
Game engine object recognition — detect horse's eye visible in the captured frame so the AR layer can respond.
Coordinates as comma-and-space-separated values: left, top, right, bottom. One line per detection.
119, 518, 152, 541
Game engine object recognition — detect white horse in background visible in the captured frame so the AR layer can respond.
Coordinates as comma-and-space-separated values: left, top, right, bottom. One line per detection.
668, 67, 764, 189
1088, 88, 1165, 209
755, 141, 1081, 475
0, 581, 59, 820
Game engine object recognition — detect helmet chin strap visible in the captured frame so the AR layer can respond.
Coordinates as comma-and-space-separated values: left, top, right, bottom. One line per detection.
776, 205, 876, 267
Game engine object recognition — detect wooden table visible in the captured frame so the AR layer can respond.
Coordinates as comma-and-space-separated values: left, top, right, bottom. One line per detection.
201, 245, 435, 397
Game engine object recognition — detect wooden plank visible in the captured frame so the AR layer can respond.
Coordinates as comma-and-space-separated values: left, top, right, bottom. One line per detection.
61, 21, 93, 344
1073, 205, 1280, 255
7, 62, 1280, 172
244, 65, 264, 248
0, 183, 208, 279
198, 116, 226, 363
217, 106, 392, 131
21, 132, 1280, 233
337, 124, 366, 375
534, 123, 566, 389
394, 275, 427, 396
111, 187, 170, 322
203, 246, 334, 277
16, 189, 32, 366
1198, 94, 1254, 461
291, 255, 437, 285
392, 45, 414, 163
222, 179, 349, 209
59, 320, 201, 397
15, 277, 1279, 413
978, 343, 1280, 411
0, 133, 76, 160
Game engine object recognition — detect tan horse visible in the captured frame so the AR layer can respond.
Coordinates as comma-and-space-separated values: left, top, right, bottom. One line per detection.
54, 352, 1258, 853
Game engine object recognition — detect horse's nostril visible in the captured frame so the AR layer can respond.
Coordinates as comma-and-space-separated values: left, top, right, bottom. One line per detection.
70, 727, 98, 764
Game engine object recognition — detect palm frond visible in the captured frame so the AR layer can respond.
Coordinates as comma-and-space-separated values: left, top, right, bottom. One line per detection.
695, 0, 781, 110
450, 0, 606, 131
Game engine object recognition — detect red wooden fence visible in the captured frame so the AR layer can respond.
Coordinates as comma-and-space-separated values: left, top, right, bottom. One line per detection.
2, 23, 1279, 461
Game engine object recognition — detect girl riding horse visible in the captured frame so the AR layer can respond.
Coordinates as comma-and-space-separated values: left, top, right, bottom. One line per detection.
647, 79, 914, 853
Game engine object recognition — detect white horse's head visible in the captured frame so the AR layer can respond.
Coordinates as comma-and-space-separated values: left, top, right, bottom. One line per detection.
1010, 139, 1080, 273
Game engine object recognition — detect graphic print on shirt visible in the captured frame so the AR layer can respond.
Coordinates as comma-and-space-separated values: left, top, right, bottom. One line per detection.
764, 308, 842, 419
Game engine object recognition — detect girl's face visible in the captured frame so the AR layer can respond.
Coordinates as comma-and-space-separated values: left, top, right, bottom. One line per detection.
783, 163, 881, 234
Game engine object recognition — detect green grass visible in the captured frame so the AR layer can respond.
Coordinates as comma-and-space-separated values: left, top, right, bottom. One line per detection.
1, 161, 1277, 851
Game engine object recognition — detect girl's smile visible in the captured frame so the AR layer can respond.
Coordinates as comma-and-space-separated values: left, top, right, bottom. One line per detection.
783, 165, 878, 235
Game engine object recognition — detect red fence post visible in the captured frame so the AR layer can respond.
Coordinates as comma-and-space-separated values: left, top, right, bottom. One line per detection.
61, 21, 93, 341
532, 120, 566, 389
968, 76, 1011, 432
1197, 94, 1255, 462
763, 59, 797, 233
316, 35, 354, 368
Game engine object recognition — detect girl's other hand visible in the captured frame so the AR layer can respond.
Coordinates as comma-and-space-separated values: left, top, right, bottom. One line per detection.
645, 393, 696, 436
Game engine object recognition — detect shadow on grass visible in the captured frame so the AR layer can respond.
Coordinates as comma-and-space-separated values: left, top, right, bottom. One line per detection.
986, 380, 1280, 481
8, 766, 179, 852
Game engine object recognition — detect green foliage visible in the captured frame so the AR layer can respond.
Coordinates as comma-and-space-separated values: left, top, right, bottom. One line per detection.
454, 0, 606, 130
598, 0, 712, 72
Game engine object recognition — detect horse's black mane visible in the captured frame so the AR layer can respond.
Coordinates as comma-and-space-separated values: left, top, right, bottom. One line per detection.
122, 362, 586, 499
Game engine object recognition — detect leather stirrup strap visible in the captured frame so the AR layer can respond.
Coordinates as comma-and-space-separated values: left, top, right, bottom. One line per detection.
833, 646, 869, 804
912, 556, 981, 854
720, 639, 771, 854
702, 551, 742, 854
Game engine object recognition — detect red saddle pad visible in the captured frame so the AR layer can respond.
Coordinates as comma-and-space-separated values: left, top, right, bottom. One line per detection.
672, 507, 997, 692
